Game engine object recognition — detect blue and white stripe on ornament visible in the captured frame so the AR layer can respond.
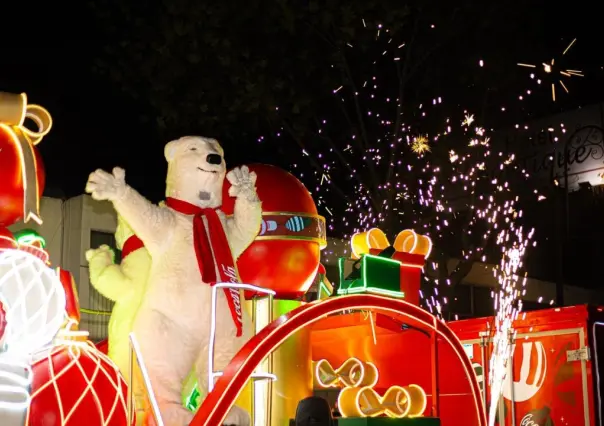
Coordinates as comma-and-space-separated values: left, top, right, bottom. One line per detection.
285, 216, 311, 232
259, 219, 277, 235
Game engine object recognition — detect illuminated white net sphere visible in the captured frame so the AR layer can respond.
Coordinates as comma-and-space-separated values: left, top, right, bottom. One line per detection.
0, 249, 65, 354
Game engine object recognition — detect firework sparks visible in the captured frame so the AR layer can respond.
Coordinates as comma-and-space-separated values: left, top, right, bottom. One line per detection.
411, 135, 431, 154
517, 38, 583, 101
256, 16, 584, 426
462, 114, 475, 127
488, 228, 533, 426
270, 22, 537, 323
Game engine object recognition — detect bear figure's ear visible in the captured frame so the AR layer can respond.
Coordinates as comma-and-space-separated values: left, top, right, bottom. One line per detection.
164, 140, 179, 162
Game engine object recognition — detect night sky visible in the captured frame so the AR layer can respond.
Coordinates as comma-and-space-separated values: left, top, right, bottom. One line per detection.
1, 0, 602, 203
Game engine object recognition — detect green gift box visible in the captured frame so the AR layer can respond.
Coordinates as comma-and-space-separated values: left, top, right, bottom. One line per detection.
337, 254, 405, 298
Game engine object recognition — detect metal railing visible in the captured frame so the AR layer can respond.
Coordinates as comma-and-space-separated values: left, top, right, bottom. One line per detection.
127, 282, 277, 425
208, 283, 276, 391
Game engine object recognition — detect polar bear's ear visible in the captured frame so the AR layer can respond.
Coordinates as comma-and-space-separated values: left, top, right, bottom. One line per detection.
164, 140, 179, 162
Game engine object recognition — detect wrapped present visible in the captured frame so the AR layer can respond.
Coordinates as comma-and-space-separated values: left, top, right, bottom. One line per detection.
338, 229, 431, 305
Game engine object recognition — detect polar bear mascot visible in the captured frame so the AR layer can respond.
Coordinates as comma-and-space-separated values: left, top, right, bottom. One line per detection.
85, 136, 261, 426
86, 214, 151, 422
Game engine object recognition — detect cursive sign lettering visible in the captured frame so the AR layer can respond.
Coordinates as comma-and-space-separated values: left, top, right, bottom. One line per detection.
498, 125, 604, 188
221, 264, 243, 320
520, 413, 537, 426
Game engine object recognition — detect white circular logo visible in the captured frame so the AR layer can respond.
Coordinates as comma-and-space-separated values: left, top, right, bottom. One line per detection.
502, 341, 547, 402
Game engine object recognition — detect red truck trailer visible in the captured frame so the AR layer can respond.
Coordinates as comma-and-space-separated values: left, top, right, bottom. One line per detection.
448, 305, 604, 426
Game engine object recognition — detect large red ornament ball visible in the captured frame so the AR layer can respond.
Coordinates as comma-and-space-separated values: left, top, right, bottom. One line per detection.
0, 127, 46, 227
27, 339, 131, 426
222, 164, 325, 299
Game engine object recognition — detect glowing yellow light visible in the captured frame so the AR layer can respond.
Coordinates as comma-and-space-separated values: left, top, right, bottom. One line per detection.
351, 228, 432, 260
411, 136, 430, 154
351, 228, 390, 260
313, 358, 378, 389
337, 384, 427, 418
462, 114, 475, 126
393, 230, 432, 258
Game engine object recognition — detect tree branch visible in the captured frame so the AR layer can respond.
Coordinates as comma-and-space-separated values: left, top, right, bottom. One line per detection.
276, 118, 354, 206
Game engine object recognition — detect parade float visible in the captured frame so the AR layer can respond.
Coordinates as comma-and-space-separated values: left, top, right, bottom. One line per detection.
0, 91, 486, 426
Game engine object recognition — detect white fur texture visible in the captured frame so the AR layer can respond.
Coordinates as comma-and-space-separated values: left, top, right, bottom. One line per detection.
86, 215, 151, 422
86, 136, 261, 426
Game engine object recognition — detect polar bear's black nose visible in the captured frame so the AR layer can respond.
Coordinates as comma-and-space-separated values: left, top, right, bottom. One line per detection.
206, 154, 222, 165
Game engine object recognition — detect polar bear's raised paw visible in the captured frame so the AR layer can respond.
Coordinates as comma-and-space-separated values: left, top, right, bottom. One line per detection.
222, 405, 251, 426
86, 167, 127, 201
226, 165, 258, 201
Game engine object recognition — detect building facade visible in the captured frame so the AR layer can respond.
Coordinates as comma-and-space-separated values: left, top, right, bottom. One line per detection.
9, 195, 119, 341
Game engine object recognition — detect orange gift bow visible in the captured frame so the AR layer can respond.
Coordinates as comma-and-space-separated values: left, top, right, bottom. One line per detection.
350, 228, 390, 259
393, 229, 432, 258
350, 228, 432, 259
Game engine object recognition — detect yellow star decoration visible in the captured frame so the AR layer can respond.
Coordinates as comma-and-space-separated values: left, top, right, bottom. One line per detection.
411, 136, 430, 154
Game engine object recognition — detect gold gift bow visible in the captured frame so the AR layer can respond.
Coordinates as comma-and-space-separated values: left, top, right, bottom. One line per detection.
0, 92, 53, 224
350, 228, 432, 260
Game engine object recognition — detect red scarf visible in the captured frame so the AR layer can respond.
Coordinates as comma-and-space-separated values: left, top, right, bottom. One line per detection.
165, 197, 243, 337
122, 235, 145, 258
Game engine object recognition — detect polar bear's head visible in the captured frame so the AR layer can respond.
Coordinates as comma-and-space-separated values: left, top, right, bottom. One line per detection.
164, 136, 226, 208
114, 214, 134, 250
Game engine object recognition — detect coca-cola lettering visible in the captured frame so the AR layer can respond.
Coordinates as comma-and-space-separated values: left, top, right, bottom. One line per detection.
229, 289, 242, 319
519, 406, 552, 426
520, 414, 537, 426
222, 265, 243, 322
222, 264, 238, 282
